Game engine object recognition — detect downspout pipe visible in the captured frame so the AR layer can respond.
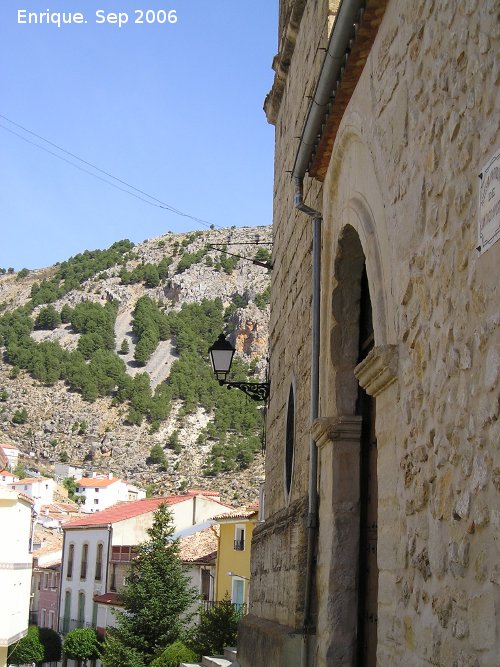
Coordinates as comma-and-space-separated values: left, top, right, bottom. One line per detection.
294, 178, 321, 667
292, 6, 365, 665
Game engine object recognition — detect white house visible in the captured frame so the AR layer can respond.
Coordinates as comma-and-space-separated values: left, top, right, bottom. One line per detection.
74, 474, 145, 513
0, 469, 18, 484
58, 490, 231, 663
0, 443, 19, 471
11, 477, 56, 507
0, 487, 33, 667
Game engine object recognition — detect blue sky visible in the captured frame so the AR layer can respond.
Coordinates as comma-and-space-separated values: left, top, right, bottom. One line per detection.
0, 1, 278, 270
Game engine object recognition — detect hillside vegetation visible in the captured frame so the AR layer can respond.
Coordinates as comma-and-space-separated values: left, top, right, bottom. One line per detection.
0, 226, 271, 501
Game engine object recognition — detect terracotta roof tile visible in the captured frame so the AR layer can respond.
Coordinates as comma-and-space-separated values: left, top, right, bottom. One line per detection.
93, 592, 123, 606
63, 494, 203, 529
0, 470, 16, 478
76, 477, 121, 488
0, 443, 19, 450
179, 526, 219, 563
211, 502, 259, 521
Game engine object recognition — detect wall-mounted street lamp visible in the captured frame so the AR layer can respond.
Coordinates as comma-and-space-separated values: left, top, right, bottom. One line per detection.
226, 571, 250, 580
208, 333, 270, 402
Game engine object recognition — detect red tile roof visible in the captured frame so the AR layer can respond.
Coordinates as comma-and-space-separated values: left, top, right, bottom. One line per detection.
0, 470, 16, 478
76, 477, 121, 488
63, 494, 204, 529
93, 592, 123, 606
211, 502, 259, 521
0, 443, 19, 450
179, 526, 219, 564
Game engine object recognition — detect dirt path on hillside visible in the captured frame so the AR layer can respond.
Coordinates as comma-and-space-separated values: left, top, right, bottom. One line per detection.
114, 306, 178, 388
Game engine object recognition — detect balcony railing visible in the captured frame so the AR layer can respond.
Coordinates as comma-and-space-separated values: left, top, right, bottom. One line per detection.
233, 539, 245, 551
199, 600, 247, 614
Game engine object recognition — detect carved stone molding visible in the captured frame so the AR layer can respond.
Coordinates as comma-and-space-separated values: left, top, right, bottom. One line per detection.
264, 0, 307, 125
354, 344, 399, 396
312, 415, 362, 449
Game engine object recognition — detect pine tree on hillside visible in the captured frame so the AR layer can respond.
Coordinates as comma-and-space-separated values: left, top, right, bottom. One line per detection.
100, 504, 197, 666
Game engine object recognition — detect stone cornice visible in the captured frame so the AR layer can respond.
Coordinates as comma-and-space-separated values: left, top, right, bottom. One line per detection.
264, 0, 307, 125
354, 344, 398, 396
312, 416, 363, 448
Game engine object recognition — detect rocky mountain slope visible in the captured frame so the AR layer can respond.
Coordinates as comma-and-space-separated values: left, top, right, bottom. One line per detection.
0, 226, 271, 504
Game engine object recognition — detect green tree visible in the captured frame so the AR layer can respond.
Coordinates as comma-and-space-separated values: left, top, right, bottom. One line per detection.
148, 443, 167, 467
149, 641, 198, 667
187, 596, 243, 657
12, 407, 28, 424
101, 504, 197, 665
16, 268, 30, 280
13, 461, 27, 479
63, 476, 77, 500
34, 305, 61, 330
60, 303, 73, 323
8, 625, 44, 665
100, 632, 145, 667
38, 626, 62, 663
63, 628, 100, 665
120, 338, 130, 354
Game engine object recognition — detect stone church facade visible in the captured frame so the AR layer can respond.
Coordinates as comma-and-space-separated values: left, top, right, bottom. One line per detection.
238, 1, 499, 666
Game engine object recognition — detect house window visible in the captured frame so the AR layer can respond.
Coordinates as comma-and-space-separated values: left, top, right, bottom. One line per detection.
92, 601, 98, 628
234, 525, 245, 551
95, 488, 99, 492
285, 384, 295, 496
110, 563, 117, 591
94, 499, 99, 505
62, 591, 71, 633
67, 544, 74, 579
80, 543, 88, 580
95, 543, 103, 581
43, 573, 48, 589
78, 592, 85, 626
48, 610, 55, 630
40, 608, 46, 627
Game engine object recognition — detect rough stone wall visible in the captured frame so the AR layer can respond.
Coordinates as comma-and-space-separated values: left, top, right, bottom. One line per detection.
317, 0, 499, 664
242, 0, 500, 665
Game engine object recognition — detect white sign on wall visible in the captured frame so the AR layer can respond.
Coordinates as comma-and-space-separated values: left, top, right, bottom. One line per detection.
478, 149, 500, 255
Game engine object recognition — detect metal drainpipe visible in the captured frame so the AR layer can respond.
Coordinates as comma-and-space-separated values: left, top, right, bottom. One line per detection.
290, 4, 364, 664
294, 177, 321, 667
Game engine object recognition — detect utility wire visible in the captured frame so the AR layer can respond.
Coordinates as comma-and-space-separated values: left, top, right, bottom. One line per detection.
0, 113, 219, 229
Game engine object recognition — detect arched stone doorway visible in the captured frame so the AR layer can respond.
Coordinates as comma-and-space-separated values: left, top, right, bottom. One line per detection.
313, 222, 398, 667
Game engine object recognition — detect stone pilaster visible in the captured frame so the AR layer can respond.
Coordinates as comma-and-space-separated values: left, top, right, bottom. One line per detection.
313, 415, 362, 667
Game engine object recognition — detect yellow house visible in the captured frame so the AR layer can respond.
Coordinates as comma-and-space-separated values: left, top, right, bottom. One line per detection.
213, 503, 258, 609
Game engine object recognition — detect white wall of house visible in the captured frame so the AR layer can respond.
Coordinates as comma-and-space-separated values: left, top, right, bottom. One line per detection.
54, 463, 83, 482
76, 478, 129, 513
0, 444, 19, 470
0, 488, 32, 656
59, 526, 110, 631
11, 477, 55, 505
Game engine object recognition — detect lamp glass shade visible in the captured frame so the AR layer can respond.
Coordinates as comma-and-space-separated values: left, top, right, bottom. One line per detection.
209, 334, 235, 379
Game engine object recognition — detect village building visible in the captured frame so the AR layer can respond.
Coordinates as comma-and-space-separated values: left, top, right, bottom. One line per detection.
238, 1, 499, 666
74, 473, 146, 513
0, 487, 33, 667
10, 476, 56, 507
58, 490, 231, 662
212, 503, 258, 610
0, 442, 19, 470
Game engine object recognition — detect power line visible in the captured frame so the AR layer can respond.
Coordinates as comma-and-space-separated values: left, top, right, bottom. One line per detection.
0, 113, 220, 229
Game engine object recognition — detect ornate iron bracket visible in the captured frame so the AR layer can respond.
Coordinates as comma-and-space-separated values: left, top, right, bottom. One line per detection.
218, 380, 270, 402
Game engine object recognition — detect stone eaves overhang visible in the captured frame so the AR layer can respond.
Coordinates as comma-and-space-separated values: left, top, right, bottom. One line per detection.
264, 0, 388, 181
309, 0, 388, 180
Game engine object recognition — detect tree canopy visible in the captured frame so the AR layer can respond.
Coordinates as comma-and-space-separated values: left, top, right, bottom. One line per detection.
100, 504, 197, 666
